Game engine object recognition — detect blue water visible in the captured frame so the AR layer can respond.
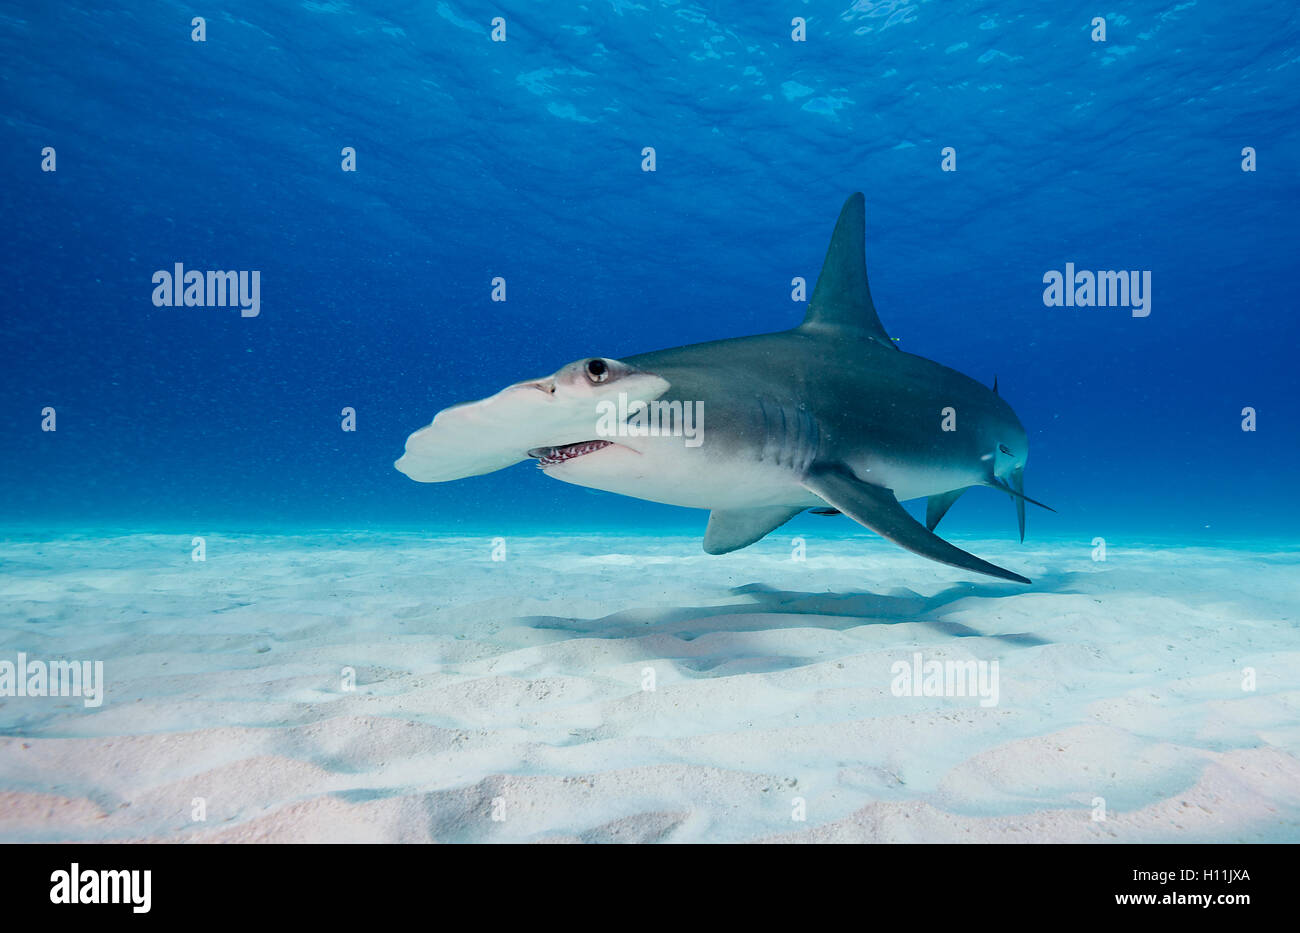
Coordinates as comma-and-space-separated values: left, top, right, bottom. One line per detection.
2, 1, 1297, 541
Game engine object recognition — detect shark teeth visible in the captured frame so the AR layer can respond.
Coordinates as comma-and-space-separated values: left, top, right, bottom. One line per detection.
528, 440, 613, 467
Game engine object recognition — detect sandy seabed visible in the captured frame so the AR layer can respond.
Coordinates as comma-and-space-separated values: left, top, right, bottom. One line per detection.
0, 530, 1297, 843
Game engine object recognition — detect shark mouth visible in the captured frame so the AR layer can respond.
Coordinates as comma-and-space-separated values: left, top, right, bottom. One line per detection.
527, 440, 613, 467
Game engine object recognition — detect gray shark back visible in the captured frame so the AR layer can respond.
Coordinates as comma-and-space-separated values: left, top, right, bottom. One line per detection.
395, 192, 1048, 584
628, 193, 1043, 582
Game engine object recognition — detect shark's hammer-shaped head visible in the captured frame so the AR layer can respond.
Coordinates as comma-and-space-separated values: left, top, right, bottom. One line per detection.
394, 357, 670, 483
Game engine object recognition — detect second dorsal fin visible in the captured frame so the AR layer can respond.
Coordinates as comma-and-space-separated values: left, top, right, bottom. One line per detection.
799, 192, 896, 349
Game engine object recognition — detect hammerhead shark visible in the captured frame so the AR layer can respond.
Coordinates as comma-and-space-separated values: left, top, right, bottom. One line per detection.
396, 193, 1050, 583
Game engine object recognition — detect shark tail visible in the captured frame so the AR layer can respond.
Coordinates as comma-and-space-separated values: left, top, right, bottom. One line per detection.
987, 468, 1054, 542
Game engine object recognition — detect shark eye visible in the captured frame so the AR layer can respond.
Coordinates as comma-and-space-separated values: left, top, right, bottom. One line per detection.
999, 444, 1012, 455
585, 359, 609, 383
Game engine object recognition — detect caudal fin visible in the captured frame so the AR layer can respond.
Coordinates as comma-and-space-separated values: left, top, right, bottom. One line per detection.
988, 468, 1053, 543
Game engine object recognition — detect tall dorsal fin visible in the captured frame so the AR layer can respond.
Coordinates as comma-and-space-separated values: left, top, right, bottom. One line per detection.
799, 192, 896, 349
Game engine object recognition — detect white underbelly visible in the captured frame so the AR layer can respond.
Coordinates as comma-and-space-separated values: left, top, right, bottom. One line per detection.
542, 440, 983, 511
849, 454, 985, 502
541, 441, 818, 511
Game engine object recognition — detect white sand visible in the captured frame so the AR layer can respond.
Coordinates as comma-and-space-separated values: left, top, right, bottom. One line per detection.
0, 530, 1297, 843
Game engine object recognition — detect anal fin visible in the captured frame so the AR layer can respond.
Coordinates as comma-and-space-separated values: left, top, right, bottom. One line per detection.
803, 469, 1030, 584
925, 487, 967, 531
703, 506, 805, 555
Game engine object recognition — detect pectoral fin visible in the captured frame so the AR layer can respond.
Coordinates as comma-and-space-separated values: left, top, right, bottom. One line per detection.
803, 469, 1030, 584
925, 487, 967, 531
703, 506, 805, 555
